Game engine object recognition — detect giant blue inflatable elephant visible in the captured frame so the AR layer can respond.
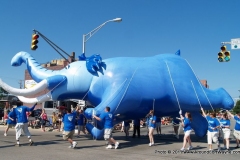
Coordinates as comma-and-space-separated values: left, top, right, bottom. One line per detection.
0, 51, 234, 139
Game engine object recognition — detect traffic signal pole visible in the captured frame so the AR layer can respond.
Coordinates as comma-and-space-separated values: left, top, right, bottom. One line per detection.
221, 38, 240, 49
32, 29, 71, 63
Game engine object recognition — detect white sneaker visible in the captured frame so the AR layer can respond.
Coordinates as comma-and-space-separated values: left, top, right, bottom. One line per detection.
115, 142, 119, 149
188, 146, 193, 150
151, 142, 154, 146
180, 148, 185, 151
72, 141, 78, 148
4, 133, 7, 136
106, 145, 113, 149
149, 143, 152, 147
68, 145, 73, 149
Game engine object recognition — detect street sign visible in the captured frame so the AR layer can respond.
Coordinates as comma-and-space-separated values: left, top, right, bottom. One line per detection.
231, 38, 240, 49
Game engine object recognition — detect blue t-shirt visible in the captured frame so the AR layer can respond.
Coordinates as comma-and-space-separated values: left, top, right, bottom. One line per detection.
183, 117, 192, 132
11, 105, 36, 123
219, 119, 230, 128
7, 111, 16, 125
124, 120, 130, 127
99, 112, 114, 129
133, 119, 140, 126
148, 115, 156, 128
234, 116, 240, 131
206, 116, 220, 132
63, 111, 77, 131
156, 117, 161, 123
77, 114, 84, 125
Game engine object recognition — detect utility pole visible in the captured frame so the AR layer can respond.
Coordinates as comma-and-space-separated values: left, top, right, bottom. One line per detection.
18, 80, 23, 89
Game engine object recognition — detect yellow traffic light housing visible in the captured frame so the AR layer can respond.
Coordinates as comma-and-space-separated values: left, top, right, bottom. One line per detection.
31, 34, 39, 50
218, 45, 230, 62
220, 45, 226, 52
218, 52, 224, 62
224, 51, 230, 62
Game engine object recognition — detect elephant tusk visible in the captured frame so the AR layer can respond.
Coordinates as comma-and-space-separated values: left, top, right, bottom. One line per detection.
17, 92, 52, 104
0, 78, 48, 96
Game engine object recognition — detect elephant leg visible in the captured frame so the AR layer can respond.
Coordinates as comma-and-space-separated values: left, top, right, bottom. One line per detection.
190, 111, 208, 137
85, 123, 105, 140
85, 80, 129, 139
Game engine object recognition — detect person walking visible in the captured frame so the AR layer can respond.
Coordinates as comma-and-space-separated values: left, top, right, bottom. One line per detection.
4, 108, 16, 136
201, 107, 220, 151
121, 120, 130, 138
9, 98, 37, 146
156, 117, 161, 136
93, 106, 120, 149
77, 109, 86, 137
62, 106, 79, 149
40, 109, 48, 132
51, 112, 58, 129
226, 111, 240, 149
179, 111, 193, 151
132, 119, 141, 138
172, 117, 181, 139
148, 110, 156, 146
219, 112, 231, 150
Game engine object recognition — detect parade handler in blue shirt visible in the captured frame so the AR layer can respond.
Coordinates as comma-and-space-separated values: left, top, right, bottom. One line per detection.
201, 107, 220, 151
148, 110, 156, 147
93, 106, 120, 149
179, 110, 193, 151
4, 109, 17, 136
9, 98, 37, 146
226, 111, 240, 148
63, 106, 79, 149
77, 109, 86, 137
219, 112, 231, 150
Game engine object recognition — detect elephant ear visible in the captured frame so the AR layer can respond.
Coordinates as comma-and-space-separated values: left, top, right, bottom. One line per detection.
85, 54, 105, 75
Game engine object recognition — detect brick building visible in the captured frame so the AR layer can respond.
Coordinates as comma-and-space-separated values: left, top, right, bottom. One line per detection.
200, 80, 209, 88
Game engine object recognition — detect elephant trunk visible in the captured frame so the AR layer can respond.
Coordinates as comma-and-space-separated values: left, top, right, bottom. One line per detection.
11, 51, 65, 82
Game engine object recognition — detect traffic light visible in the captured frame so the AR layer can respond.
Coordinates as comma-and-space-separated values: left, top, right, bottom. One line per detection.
31, 34, 39, 50
218, 52, 224, 62
218, 45, 230, 62
224, 51, 230, 62
220, 45, 226, 52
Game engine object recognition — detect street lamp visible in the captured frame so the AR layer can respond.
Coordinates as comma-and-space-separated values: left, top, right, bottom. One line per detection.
81, 18, 122, 60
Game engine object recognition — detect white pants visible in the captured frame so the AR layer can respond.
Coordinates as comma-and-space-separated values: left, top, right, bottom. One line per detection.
207, 131, 219, 145
15, 123, 31, 140
233, 129, 240, 140
222, 129, 230, 139
184, 130, 192, 136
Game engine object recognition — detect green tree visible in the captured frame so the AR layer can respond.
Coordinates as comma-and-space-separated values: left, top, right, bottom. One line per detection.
0, 87, 8, 98
0, 87, 9, 108
233, 100, 240, 114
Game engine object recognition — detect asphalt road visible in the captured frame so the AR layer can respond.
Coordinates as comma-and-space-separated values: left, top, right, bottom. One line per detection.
0, 123, 240, 160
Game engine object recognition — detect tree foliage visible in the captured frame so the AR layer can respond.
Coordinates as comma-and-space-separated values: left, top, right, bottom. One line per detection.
0, 87, 9, 108
233, 100, 240, 114
0, 87, 8, 98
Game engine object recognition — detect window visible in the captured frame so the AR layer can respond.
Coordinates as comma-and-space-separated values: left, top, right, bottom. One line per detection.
44, 101, 54, 108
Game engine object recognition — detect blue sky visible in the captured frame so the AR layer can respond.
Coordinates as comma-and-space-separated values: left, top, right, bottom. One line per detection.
0, 0, 240, 98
